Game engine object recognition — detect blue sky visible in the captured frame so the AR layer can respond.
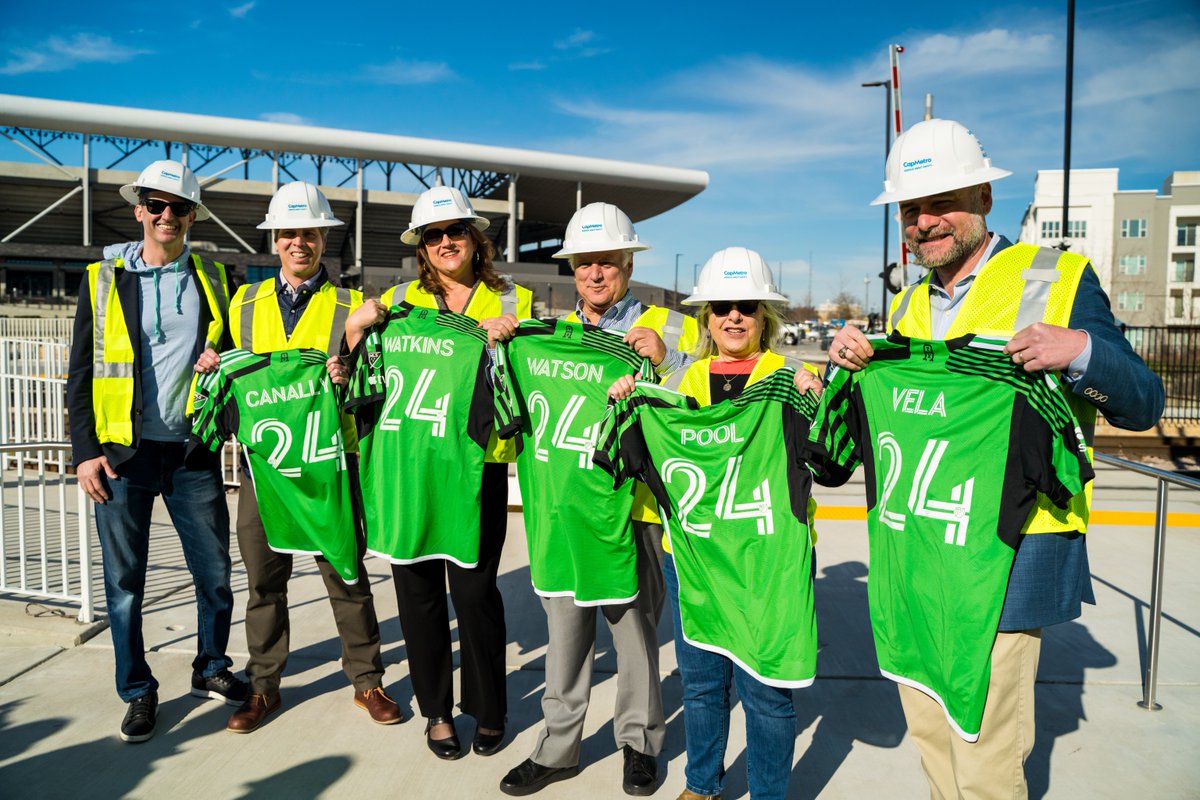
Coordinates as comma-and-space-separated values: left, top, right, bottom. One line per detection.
2, 1, 1198, 311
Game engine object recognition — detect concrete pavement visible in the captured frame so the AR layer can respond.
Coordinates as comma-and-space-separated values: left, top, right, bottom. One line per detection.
1, 462, 1198, 798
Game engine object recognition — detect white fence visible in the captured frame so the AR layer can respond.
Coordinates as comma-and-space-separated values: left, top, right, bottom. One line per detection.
0, 317, 73, 340
0, 443, 93, 622
0, 337, 70, 447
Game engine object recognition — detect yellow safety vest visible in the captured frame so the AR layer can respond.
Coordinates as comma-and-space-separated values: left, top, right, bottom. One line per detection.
380, 278, 532, 462
381, 277, 532, 319
565, 305, 700, 371
887, 242, 1095, 533
229, 278, 362, 450
566, 303, 700, 523
87, 254, 229, 445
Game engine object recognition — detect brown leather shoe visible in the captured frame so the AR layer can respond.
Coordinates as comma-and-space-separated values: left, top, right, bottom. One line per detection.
354, 686, 404, 725
677, 790, 721, 800
226, 692, 281, 733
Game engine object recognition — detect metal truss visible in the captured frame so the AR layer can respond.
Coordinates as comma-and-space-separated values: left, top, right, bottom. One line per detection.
2, 126, 511, 198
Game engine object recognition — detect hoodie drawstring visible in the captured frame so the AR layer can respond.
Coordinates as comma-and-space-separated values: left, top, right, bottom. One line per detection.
149, 259, 187, 343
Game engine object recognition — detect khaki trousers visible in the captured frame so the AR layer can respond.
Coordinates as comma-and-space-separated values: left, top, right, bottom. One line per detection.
898, 629, 1042, 800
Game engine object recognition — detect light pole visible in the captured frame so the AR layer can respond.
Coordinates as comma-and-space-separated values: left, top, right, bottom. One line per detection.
862, 80, 892, 317
674, 253, 682, 306
863, 276, 871, 324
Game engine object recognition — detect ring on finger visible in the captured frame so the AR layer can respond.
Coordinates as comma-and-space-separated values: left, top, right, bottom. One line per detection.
838, 345, 849, 360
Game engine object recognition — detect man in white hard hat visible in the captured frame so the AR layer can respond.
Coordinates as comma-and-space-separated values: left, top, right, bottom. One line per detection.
828, 119, 1164, 797
204, 181, 402, 733
500, 202, 697, 797
66, 159, 244, 743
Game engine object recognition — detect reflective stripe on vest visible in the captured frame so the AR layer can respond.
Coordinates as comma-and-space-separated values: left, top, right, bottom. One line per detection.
89, 255, 229, 442
887, 243, 1095, 534
236, 281, 356, 356
499, 280, 518, 316
657, 309, 685, 351
92, 260, 136, 379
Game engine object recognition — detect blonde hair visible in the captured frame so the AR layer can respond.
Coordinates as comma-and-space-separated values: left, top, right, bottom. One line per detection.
692, 301, 784, 359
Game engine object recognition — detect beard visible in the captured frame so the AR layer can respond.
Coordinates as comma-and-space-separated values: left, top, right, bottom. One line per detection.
906, 213, 988, 270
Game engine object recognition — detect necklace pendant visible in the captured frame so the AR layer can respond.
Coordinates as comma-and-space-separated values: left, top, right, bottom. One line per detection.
723, 379, 733, 391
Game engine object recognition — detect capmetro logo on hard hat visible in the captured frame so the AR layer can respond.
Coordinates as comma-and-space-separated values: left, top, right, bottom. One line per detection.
159, 168, 182, 181
871, 118, 1011, 206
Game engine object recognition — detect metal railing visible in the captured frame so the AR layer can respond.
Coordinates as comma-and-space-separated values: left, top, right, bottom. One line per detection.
0, 442, 93, 622
1122, 325, 1200, 423
0, 317, 73, 340
1094, 452, 1200, 712
0, 337, 69, 447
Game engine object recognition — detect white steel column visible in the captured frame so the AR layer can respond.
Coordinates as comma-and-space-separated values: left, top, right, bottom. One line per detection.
81, 134, 91, 247
576, 181, 582, 210
356, 160, 364, 274
507, 176, 519, 263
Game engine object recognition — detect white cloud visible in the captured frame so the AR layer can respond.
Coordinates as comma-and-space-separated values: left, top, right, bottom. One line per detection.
229, 2, 255, 18
509, 60, 546, 71
903, 29, 1059, 79
0, 33, 150, 75
259, 112, 311, 125
555, 29, 595, 50
362, 58, 455, 85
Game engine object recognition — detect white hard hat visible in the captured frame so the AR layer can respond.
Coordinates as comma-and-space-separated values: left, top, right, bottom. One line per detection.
683, 247, 788, 306
552, 202, 650, 258
257, 181, 344, 230
119, 160, 210, 221
871, 118, 1012, 206
401, 185, 489, 245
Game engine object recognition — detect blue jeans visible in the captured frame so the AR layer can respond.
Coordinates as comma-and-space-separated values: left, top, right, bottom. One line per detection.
94, 441, 233, 701
664, 554, 796, 800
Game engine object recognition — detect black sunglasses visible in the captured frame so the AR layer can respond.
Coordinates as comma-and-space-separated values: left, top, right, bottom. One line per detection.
141, 198, 196, 216
710, 300, 761, 316
421, 222, 471, 246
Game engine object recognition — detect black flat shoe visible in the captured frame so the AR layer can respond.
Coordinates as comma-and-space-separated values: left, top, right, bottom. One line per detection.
424, 716, 463, 760
472, 725, 506, 756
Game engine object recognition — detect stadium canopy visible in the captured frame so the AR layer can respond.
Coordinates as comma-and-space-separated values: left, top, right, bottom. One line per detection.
0, 93, 708, 281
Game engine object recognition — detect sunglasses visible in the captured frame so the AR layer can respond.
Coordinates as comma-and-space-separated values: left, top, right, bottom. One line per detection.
710, 300, 761, 316
421, 222, 471, 246
141, 198, 196, 216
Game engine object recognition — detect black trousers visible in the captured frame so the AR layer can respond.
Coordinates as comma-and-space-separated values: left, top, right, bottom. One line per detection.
391, 462, 508, 727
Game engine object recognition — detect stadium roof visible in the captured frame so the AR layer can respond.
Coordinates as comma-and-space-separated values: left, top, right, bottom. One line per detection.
0, 94, 708, 272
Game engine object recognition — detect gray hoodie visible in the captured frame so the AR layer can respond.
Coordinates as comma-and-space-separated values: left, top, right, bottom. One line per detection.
102, 242, 203, 441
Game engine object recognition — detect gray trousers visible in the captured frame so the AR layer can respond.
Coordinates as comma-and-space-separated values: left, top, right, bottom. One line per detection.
530, 521, 666, 768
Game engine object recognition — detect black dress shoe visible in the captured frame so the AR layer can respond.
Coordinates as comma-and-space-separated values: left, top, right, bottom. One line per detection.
425, 716, 463, 760
499, 758, 579, 796
472, 725, 506, 756
622, 744, 658, 796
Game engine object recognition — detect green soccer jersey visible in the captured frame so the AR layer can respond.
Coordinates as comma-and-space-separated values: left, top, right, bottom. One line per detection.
190, 348, 359, 583
345, 304, 493, 567
805, 333, 1094, 740
494, 319, 654, 605
596, 369, 820, 687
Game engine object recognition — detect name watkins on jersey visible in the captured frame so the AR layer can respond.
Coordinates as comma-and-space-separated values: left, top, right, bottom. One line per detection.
383, 335, 455, 357
893, 387, 947, 417
525, 357, 603, 382
246, 379, 330, 408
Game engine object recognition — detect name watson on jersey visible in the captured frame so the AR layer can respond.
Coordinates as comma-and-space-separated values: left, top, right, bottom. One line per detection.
246, 379, 330, 408
384, 335, 455, 357
525, 357, 604, 382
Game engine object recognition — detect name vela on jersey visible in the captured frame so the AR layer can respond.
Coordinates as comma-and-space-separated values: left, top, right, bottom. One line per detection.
525, 357, 604, 382
893, 387, 946, 417
383, 334, 455, 357
245, 379, 330, 408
